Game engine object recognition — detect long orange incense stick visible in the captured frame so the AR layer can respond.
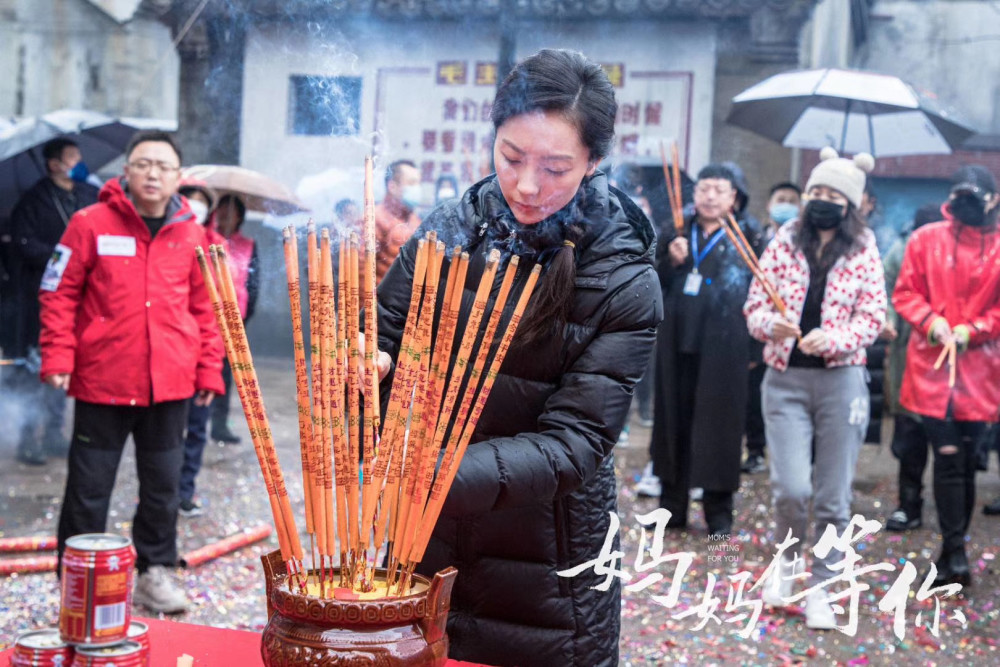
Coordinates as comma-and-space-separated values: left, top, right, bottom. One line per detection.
346, 234, 362, 566
721, 216, 762, 280
388, 245, 461, 557
397, 249, 501, 569
722, 221, 781, 315
422, 245, 465, 454
319, 230, 338, 562
282, 228, 316, 549
365, 240, 430, 559
398, 246, 469, 571
660, 142, 684, 233
388, 241, 442, 560
361, 157, 382, 467
428, 249, 501, 452
382, 244, 462, 568
411, 241, 452, 532
406, 263, 542, 578
671, 142, 683, 226
196, 247, 292, 565
438, 254, 519, 474
399, 253, 517, 570
948, 343, 957, 388
215, 246, 304, 563
408, 254, 520, 571
933, 339, 957, 388
934, 341, 950, 370
725, 213, 762, 273
305, 226, 328, 563
390, 242, 444, 567
334, 239, 351, 573
722, 213, 799, 343
356, 157, 382, 579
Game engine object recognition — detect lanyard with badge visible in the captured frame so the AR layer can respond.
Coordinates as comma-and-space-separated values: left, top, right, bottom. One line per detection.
683, 225, 725, 296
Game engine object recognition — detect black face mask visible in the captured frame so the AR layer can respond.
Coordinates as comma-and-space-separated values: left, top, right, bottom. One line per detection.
803, 199, 846, 230
949, 193, 991, 227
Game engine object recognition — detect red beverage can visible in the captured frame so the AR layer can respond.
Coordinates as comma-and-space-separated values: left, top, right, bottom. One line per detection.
11, 628, 75, 666
125, 621, 149, 667
59, 534, 136, 647
70, 641, 144, 667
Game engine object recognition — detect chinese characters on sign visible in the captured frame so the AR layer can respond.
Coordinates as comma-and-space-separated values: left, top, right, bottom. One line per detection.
374, 61, 694, 201
557, 510, 967, 640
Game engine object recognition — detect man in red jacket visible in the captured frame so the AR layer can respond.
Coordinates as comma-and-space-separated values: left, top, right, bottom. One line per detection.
39, 130, 224, 613
374, 160, 421, 283
894, 165, 1000, 588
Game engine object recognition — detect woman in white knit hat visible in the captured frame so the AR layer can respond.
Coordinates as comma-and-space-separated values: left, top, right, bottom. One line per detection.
743, 147, 888, 629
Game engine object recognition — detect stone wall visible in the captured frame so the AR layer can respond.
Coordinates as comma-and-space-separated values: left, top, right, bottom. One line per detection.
0, 0, 179, 120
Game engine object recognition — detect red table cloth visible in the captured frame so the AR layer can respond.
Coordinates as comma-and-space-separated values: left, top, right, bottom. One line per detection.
2, 616, 486, 666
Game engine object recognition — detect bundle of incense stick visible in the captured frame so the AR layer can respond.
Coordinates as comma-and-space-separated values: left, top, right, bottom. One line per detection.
200, 157, 540, 598
660, 141, 685, 234
196, 245, 306, 588
933, 338, 957, 388
723, 213, 801, 343
281, 231, 540, 594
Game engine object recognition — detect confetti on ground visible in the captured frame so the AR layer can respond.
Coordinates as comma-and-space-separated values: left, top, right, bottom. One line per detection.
2, 359, 999, 664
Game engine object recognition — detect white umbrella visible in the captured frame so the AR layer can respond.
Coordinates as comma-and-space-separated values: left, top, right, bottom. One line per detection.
727, 68, 975, 157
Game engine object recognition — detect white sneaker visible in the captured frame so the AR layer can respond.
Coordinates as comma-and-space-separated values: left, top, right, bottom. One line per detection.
762, 558, 796, 607
133, 565, 188, 614
805, 590, 837, 630
634, 462, 661, 497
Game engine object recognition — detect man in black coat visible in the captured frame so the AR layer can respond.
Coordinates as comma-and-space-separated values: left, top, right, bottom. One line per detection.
650, 163, 763, 538
3, 138, 98, 465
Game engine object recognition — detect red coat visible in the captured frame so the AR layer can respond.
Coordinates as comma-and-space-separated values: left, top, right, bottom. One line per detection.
39, 178, 225, 406
205, 217, 254, 319
894, 208, 1000, 421
225, 230, 254, 319
374, 200, 420, 283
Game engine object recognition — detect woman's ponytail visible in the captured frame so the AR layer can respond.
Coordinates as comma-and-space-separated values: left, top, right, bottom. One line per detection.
516, 223, 585, 345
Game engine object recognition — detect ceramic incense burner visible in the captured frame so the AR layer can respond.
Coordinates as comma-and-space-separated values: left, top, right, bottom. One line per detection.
260, 551, 457, 666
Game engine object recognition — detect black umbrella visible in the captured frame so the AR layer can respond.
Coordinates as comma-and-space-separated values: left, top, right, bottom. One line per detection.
0, 109, 176, 214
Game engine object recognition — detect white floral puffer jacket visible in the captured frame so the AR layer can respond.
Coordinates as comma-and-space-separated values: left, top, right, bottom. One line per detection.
743, 220, 887, 371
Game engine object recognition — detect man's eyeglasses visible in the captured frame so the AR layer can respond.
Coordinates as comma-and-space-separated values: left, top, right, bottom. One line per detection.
127, 160, 180, 175
694, 184, 734, 197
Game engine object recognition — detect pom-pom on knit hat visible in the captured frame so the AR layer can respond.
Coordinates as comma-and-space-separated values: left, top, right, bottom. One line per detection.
805, 147, 875, 209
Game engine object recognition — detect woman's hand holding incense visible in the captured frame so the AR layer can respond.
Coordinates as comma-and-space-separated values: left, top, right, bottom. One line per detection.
930, 318, 955, 346
771, 318, 801, 341
358, 332, 392, 381
799, 328, 830, 356
668, 236, 689, 267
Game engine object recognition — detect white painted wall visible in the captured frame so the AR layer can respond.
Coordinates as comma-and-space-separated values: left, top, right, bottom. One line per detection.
804, 0, 854, 69
82, 0, 142, 23
241, 18, 717, 208
0, 0, 178, 120
862, 1, 1000, 136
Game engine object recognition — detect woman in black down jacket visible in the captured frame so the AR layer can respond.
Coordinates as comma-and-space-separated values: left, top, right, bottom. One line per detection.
376, 49, 662, 666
